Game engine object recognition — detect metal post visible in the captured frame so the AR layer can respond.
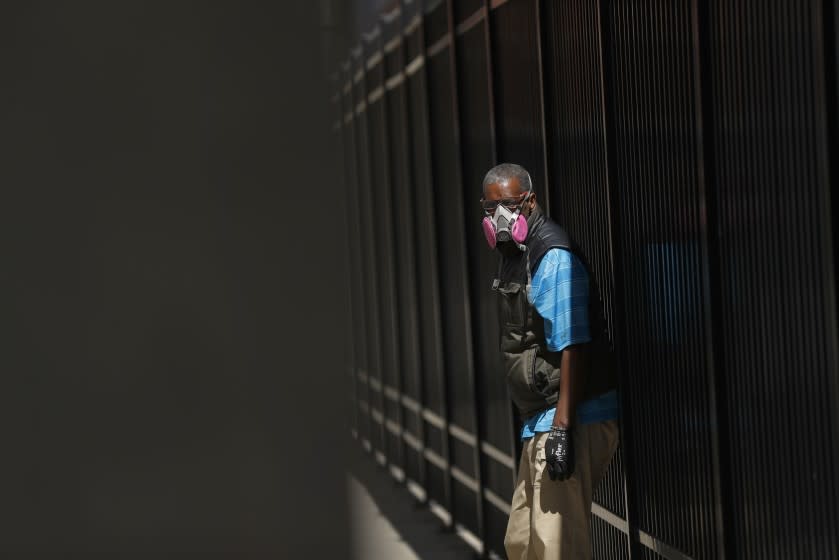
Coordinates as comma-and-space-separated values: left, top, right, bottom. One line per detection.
358, 37, 389, 463
533, 0, 551, 214
418, 0, 456, 528
690, 0, 731, 557
349, 47, 375, 455
821, 0, 839, 540
446, 0, 489, 554
371, 13, 403, 475
334, 68, 357, 439
486, 0, 523, 493
401, 0, 431, 505
380, 6, 408, 484
596, 0, 640, 557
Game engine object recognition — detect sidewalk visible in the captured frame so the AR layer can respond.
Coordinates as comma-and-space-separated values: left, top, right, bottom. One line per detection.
348, 449, 478, 560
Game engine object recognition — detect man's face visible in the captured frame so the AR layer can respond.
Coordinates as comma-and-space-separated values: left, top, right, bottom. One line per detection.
482, 176, 536, 217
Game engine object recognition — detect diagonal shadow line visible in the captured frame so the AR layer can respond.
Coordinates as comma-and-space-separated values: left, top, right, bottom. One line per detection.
348, 446, 479, 560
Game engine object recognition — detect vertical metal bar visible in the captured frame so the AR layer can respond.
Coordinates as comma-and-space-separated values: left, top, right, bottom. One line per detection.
347, 62, 361, 441
691, 0, 732, 557
351, 46, 375, 455
533, 0, 551, 215
817, 0, 839, 540
355, 48, 372, 455
336, 68, 357, 440
370, 26, 386, 466
483, 0, 499, 166
360, 35, 389, 465
349, 51, 362, 447
378, 27, 398, 471
595, 0, 638, 557
419, 1, 455, 527
378, 12, 406, 480
484, 0, 523, 491
403, 0, 432, 505
390, 13, 409, 487
445, 0, 488, 554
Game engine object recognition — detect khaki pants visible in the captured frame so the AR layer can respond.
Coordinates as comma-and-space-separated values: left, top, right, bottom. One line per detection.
504, 420, 619, 560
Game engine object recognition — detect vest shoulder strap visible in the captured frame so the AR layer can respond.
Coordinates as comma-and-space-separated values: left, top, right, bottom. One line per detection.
526, 217, 576, 274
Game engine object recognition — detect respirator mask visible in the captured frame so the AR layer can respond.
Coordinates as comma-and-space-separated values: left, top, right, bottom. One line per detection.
481, 189, 532, 251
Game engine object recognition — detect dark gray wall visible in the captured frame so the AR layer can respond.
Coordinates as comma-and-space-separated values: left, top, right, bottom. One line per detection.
2, 2, 350, 558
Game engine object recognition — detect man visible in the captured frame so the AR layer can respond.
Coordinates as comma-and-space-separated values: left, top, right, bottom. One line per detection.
480, 163, 619, 559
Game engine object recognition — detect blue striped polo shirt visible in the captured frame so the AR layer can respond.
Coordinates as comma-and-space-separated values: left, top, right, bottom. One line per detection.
520, 247, 619, 440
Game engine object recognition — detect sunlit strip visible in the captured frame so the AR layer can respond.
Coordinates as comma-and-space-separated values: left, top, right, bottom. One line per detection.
423, 448, 447, 470
405, 54, 425, 76
450, 466, 479, 493
368, 376, 381, 392
385, 419, 400, 436
362, 438, 372, 452
591, 503, 628, 534
406, 479, 426, 501
403, 432, 422, 451
353, 69, 363, 83
403, 14, 421, 35
356, 370, 368, 384
374, 451, 386, 465
426, 34, 451, 58
381, 6, 400, 24
455, 524, 483, 554
448, 423, 477, 446
366, 52, 383, 70
388, 464, 405, 482
351, 429, 358, 439
483, 488, 511, 515
456, 6, 486, 35
637, 530, 693, 560
422, 408, 446, 430
343, 112, 353, 125
384, 36, 402, 53
481, 441, 516, 470
383, 385, 399, 401
490, 0, 509, 9
361, 26, 380, 42
400, 394, 421, 412
428, 500, 452, 525
385, 73, 405, 90
370, 409, 383, 424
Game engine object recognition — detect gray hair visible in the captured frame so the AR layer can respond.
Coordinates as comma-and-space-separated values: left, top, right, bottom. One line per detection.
482, 163, 533, 195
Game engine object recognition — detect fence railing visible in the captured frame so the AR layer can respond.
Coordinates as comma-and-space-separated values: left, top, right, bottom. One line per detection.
330, 1, 839, 558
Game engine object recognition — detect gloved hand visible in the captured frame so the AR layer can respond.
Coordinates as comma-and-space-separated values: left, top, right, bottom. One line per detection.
544, 425, 575, 481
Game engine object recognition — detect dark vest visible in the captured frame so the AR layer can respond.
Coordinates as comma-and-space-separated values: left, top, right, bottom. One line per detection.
493, 209, 618, 419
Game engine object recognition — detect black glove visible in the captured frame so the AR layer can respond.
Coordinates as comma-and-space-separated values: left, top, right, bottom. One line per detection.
544, 425, 575, 481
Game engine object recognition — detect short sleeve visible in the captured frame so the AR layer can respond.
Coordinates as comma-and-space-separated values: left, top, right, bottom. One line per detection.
528, 248, 591, 352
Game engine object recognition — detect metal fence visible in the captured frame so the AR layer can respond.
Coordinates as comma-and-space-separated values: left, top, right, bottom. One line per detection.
330, 0, 839, 558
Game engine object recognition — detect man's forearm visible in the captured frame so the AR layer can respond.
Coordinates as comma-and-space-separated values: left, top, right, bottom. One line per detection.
552, 344, 588, 428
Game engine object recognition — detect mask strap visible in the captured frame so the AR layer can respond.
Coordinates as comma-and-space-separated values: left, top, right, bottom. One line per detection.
524, 245, 532, 301
517, 186, 534, 254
